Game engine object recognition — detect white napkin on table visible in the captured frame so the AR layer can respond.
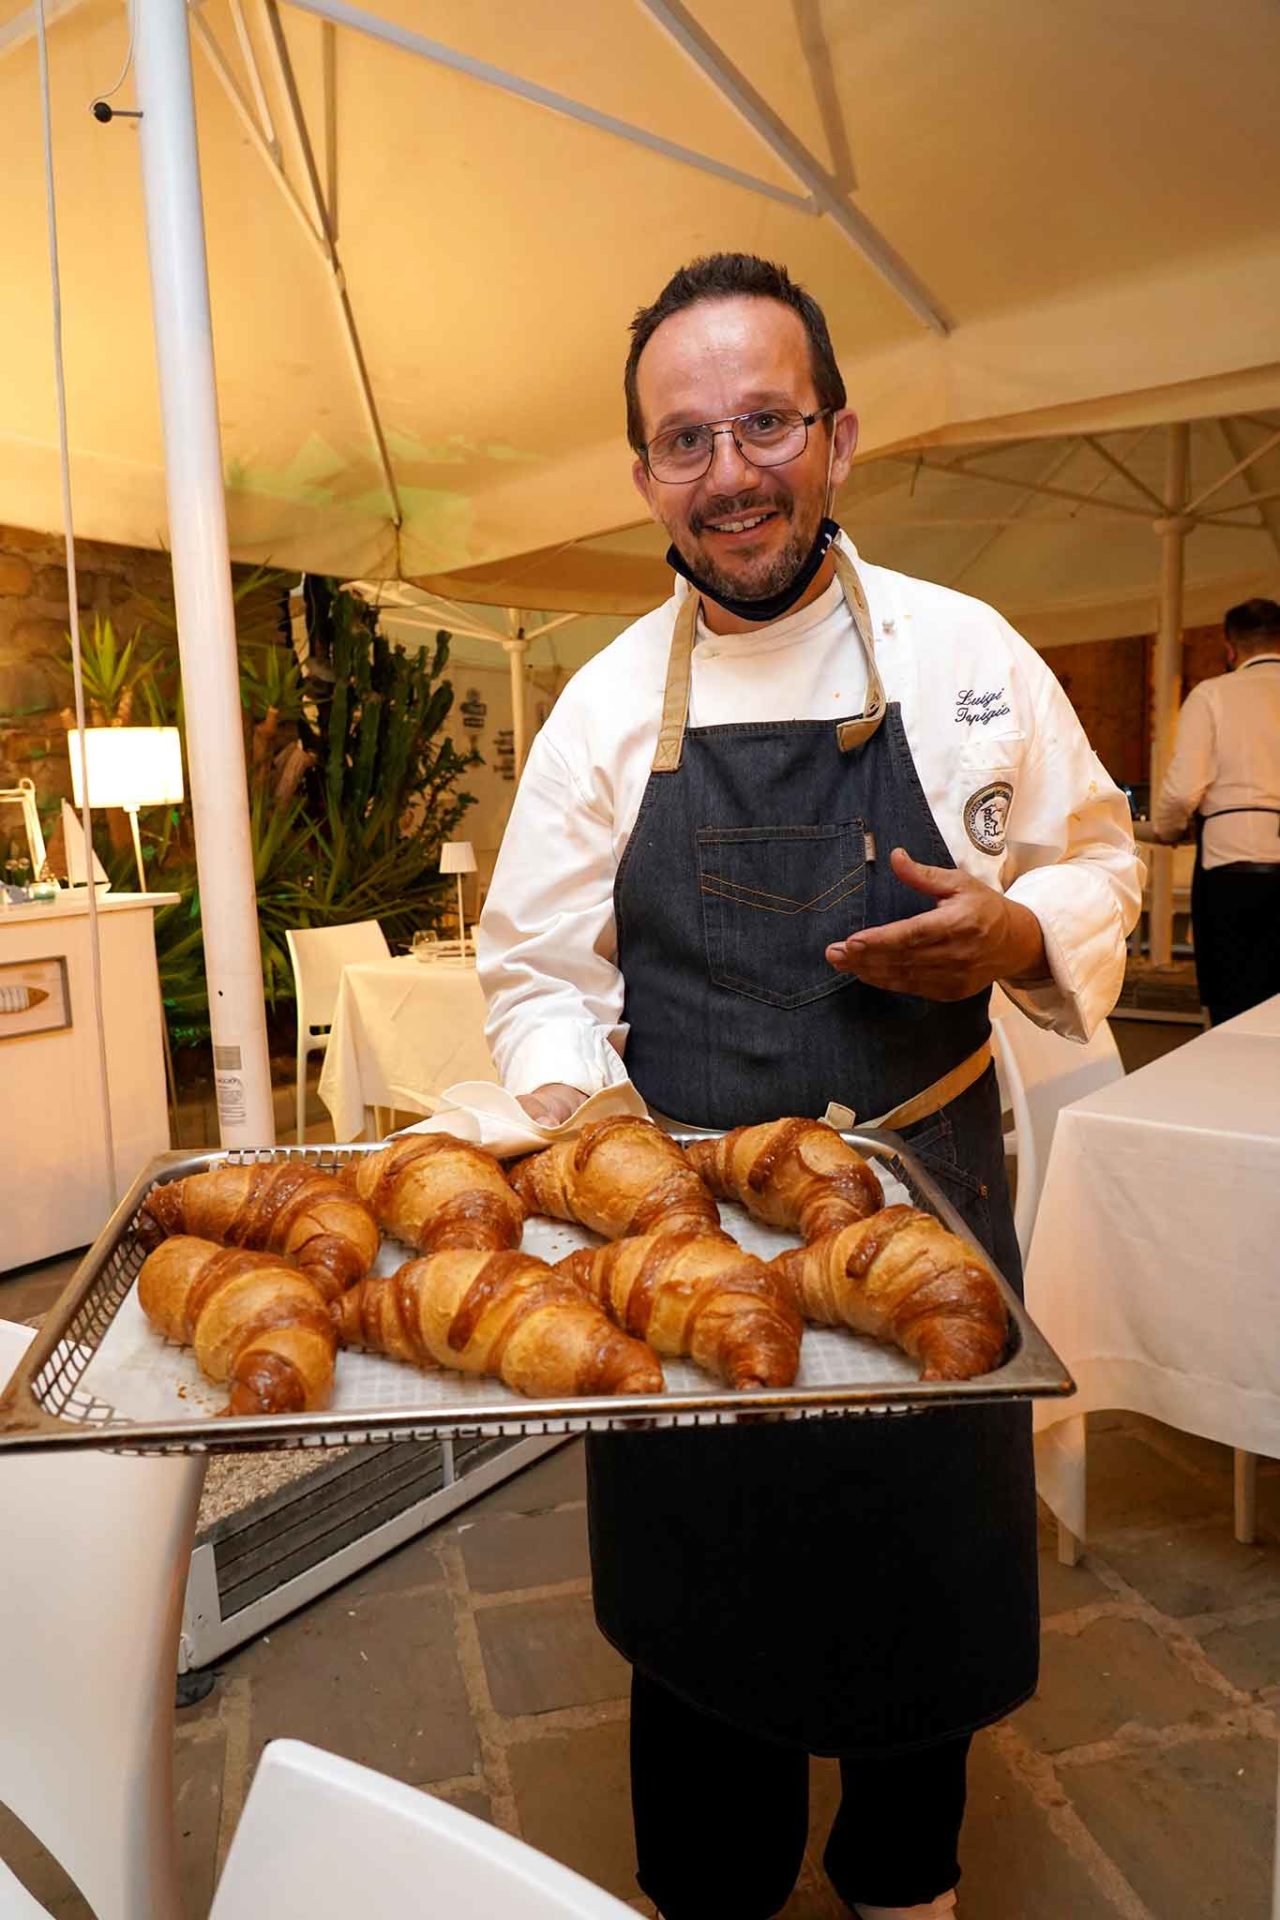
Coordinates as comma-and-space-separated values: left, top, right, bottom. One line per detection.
391, 1079, 652, 1159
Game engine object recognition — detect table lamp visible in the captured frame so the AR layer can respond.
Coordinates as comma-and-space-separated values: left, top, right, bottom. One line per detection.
439, 840, 477, 948
68, 726, 185, 892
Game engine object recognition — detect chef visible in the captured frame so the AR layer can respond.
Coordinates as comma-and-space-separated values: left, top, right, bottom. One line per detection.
477, 253, 1141, 1920
1149, 598, 1280, 1025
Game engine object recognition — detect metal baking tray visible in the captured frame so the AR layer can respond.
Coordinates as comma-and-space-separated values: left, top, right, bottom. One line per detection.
0, 1135, 1073, 1455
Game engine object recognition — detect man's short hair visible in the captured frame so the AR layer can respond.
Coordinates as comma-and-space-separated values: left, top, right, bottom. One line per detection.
1224, 598, 1280, 649
624, 252, 846, 454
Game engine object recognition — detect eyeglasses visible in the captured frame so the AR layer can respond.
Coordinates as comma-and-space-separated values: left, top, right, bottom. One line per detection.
642, 406, 831, 484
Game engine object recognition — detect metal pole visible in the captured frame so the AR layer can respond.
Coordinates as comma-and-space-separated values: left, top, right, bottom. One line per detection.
503, 622, 530, 779
1148, 423, 1191, 969
134, 0, 276, 1144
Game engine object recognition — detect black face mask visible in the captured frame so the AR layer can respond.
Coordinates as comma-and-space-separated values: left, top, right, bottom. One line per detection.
666, 517, 840, 624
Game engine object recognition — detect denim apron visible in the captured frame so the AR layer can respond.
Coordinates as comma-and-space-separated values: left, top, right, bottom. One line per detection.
586, 547, 1039, 1755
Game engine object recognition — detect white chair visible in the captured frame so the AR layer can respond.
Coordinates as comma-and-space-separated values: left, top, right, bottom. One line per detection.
988, 985, 1124, 1264
210, 1738, 636, 1918
286, 920, 390, 1142
0, 1319, 206, 1919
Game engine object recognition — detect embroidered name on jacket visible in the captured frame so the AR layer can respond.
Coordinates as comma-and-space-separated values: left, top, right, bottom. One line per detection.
964, 780, 1014, 854
955, 687, 1011, 727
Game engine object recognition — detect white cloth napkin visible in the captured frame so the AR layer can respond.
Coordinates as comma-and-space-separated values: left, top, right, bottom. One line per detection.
392, 1078, 652, 1159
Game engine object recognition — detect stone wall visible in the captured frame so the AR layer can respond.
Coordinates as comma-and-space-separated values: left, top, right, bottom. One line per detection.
0, 521, 177, 841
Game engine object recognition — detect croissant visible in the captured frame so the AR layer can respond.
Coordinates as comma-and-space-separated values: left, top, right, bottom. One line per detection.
684, 1118, 881, 1242
771, 1207, 1008, 1381
335, 1251, 665, 1399
509, 1117, 720, 1240
558, 1232, 802, 1390
139, 1162, 379, 1302
353, 1134, 524, 1253
138, 1235, 337, 1413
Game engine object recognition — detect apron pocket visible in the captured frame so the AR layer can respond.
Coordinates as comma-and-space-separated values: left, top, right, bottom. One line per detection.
697, 819, 867, 1009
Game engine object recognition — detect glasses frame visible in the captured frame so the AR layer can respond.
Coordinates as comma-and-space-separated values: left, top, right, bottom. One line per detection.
641, 406, 832, 484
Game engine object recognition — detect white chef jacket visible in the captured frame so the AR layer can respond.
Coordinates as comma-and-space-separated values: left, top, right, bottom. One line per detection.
1153, 654, 1280, 869
477, 535, 1143, 1099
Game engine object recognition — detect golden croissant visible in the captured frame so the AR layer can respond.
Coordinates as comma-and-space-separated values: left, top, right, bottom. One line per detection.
335, 1251, 665, 1399
771, 1207, 1008, 1381
139, 1162, 379, 1302
138, 1235, 337, 1413
509, 1117, 720, 1240
684, 1118, 881, 1242
558, 1232, 802, 1390
353, 1133, 524, 1253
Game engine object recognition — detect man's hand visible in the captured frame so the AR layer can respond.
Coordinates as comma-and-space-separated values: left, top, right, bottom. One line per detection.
824, 848, 1048, 1000
516, 1083, 588, 1126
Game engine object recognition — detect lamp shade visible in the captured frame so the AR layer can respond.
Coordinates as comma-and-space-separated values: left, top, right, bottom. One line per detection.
439, 840, 477, 875
68, 727, 185, 810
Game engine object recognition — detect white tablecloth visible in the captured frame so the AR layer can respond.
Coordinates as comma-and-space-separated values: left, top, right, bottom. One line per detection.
1029, 997, 1280, 1538
317, 955, 496, 1141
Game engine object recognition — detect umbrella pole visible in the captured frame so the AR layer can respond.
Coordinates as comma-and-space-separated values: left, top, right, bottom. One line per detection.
1148, 423, 1190, 970
134, 0, 275, 1145
504, 614, 530, 779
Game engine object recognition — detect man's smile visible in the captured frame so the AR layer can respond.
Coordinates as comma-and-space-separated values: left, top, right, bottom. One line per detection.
702, 508, 778, 538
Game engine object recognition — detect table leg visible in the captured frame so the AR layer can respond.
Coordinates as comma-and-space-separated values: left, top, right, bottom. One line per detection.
1034, 1415, 1087, 1558
1235, 1449, 1258, 1545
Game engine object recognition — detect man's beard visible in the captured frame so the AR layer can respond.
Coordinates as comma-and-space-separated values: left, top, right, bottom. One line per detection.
675, 492, 821, 605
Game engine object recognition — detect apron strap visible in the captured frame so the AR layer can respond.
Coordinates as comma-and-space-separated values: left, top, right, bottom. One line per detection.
822, 1039, 994, 1134
830, 545, 888, 753
652, 589, 698, 773
650, 542, 888, 774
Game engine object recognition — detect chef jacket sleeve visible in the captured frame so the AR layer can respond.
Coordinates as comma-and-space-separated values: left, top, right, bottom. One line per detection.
997, 657, 1145, 1042
1153, 686, 1215, 842
476, 730, 631, 1097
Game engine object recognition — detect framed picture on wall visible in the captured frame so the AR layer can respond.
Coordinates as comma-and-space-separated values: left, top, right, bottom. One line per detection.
0, 956, 71, 1039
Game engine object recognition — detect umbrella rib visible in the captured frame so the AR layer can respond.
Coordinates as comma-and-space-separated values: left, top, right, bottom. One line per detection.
281, 0, 818, 215
0, 0, 86, 62
898, 455, 1157, 522
944, 439, 1084, 590
262, 0, 403, 530
1081, 434, 1167, 513
191, 11, 326, 259
634, 0, 951, 335
1217, 419, 1280, 562
1185, 424, 1280, 515
228, 0, 279, 157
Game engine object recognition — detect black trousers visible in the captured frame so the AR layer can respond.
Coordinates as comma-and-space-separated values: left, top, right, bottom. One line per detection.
1192, 864, 1280, 1026
630, 1668, 970, 1918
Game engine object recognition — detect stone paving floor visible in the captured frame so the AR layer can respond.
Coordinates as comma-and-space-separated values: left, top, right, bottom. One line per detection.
4, 1414, 1276, 1918
7, 1020, 1277, 1916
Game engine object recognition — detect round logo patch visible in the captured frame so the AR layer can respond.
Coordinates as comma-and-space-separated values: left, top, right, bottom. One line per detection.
964, 780, 1014, 855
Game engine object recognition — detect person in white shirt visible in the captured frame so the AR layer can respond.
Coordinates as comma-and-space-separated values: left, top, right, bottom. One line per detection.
1151, 598, 1280, 1024
478, 253, 1141, 1920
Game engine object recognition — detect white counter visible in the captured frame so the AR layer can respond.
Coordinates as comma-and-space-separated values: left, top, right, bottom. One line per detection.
1, 891, 179, 1271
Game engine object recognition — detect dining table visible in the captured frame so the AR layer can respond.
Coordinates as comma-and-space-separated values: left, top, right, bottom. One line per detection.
317, 949, 496, 1142
1028, 994, 1280, 1554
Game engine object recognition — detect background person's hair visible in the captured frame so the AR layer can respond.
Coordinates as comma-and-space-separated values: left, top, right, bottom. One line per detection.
624, 252, 846, 454
1224, 598, 1280, 650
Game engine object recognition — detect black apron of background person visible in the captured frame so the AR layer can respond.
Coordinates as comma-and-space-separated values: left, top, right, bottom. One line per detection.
585, 553, 1039, 1756
1188, 657, 1280, 1026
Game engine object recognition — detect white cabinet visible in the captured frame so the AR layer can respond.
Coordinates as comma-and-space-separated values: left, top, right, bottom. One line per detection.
1, 892, 177, 1271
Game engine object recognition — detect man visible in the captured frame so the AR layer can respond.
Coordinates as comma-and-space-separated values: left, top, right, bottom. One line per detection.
1151, 598, 1280, 1025
478, 254, 1141, 1920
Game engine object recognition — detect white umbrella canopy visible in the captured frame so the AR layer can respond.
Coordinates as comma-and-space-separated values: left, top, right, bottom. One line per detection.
5, 0, 1280, 1150
453, 414, 1280, 650
4, 0, 1280, 584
